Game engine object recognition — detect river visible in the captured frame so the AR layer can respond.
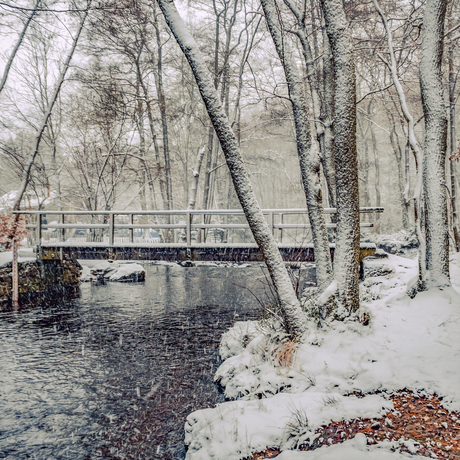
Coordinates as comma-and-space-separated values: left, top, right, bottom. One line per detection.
0, 263, 286, 459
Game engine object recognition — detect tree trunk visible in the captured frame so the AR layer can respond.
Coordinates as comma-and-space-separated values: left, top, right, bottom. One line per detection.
321, 17, 336, 208
0, 0, 40, 95
320, 0, 360, 313
152, 6, 173, 211
188, 147, 206, 210
420, 0, 450, 287
448, 24, 460, 251
373, 0, 426, 287
369, 111, 381, 226
157, 0, 308, 335
261, 0, 333, 293
389, 126, 409, 230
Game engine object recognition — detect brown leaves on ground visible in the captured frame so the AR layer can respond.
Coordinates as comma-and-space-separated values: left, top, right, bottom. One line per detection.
245, 390, 460, 459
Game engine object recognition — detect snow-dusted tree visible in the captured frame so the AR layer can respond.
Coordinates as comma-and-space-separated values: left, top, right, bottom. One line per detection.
420, 0, 450, 287
320, 0, 360, 313
0, 0, 41, 95
259, 0, 333, 293
372, 0, 427, 290
156, 0, 308, 335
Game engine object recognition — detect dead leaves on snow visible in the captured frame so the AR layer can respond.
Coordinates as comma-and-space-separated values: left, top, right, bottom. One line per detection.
245, 389, 460, 459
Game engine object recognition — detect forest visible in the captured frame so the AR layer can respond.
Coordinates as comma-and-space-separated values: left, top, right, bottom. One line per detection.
1, 1, 460, 458
1, 0, 459, 320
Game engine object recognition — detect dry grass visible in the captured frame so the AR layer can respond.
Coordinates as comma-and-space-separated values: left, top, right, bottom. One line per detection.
271, 335, 299, 368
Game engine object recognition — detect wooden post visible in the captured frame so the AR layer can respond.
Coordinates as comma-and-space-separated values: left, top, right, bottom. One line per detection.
12, 238, 18, 307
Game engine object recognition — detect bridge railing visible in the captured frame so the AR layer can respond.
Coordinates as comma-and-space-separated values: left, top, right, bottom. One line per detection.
14, 208, 384, 247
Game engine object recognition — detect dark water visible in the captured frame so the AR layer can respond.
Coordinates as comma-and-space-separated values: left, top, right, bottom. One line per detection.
0, 264, 281, 460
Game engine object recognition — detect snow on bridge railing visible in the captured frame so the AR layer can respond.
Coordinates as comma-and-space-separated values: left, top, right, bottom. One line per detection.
14, 207, 383, 247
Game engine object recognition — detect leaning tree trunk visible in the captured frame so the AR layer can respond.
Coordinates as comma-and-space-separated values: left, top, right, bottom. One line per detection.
420, 0, 450, 287
320, 0, 360, 314
156, 0, 308, 335
282, 0, 336, 209
260, 0, 333, 292
0, 0, 40, 95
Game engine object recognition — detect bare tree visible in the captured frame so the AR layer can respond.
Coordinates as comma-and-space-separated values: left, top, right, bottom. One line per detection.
320, 0, 360, 313
372, 0, 427, 288
260, 0, 333, 292
156, 0, 308, 335
0, 0, 41, 95
12, 2, 91, 213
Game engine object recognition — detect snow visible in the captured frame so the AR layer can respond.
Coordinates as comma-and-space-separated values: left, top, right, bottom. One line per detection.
184, 251, 460, 459
108, 263, 145, 281
0, 190, 56, 211
275, 434, 421, 459
79, 260, 145, 282
0, 248, 36, 267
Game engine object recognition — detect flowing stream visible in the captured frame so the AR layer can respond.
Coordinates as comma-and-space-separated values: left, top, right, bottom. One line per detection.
0, 263, 290, 460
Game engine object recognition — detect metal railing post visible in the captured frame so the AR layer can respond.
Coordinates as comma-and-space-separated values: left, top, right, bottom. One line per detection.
36, 212, 42, 245
268, 211, 274, 236
129, 214, 134, 243
59, 213, 64, 243
109, 213, 114, 246
201, 212, 205, 243
186, 211, 191, 247
279, 213, 283, 243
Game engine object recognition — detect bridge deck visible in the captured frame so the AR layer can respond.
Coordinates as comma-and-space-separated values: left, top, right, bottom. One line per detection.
40, 243, 377, 263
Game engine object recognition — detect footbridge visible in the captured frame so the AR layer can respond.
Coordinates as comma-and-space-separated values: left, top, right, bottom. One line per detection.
16, 208, 383, 264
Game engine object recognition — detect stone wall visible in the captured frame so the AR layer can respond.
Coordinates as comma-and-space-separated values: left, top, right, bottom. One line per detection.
0, 258, 81, 303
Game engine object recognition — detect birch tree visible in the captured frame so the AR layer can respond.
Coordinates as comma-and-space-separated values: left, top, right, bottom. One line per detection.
156, 0, 308, 335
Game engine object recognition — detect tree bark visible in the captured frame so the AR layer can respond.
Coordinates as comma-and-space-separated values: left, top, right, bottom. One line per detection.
320, 20, 337, 209
420, 0, 450, 286
282, 0, 336, 208
320, 0, 360, 313
157, 0, 308, 335
448, 20, 460, 251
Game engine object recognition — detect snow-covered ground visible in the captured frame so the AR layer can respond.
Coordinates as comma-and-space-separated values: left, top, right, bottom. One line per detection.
184, 252, 460, 460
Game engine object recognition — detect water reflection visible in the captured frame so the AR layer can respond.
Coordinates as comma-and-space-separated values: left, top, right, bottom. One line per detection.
0, 264, 279, 459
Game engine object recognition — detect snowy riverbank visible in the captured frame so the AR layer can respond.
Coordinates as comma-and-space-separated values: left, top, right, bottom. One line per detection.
184, 252, 460, 459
